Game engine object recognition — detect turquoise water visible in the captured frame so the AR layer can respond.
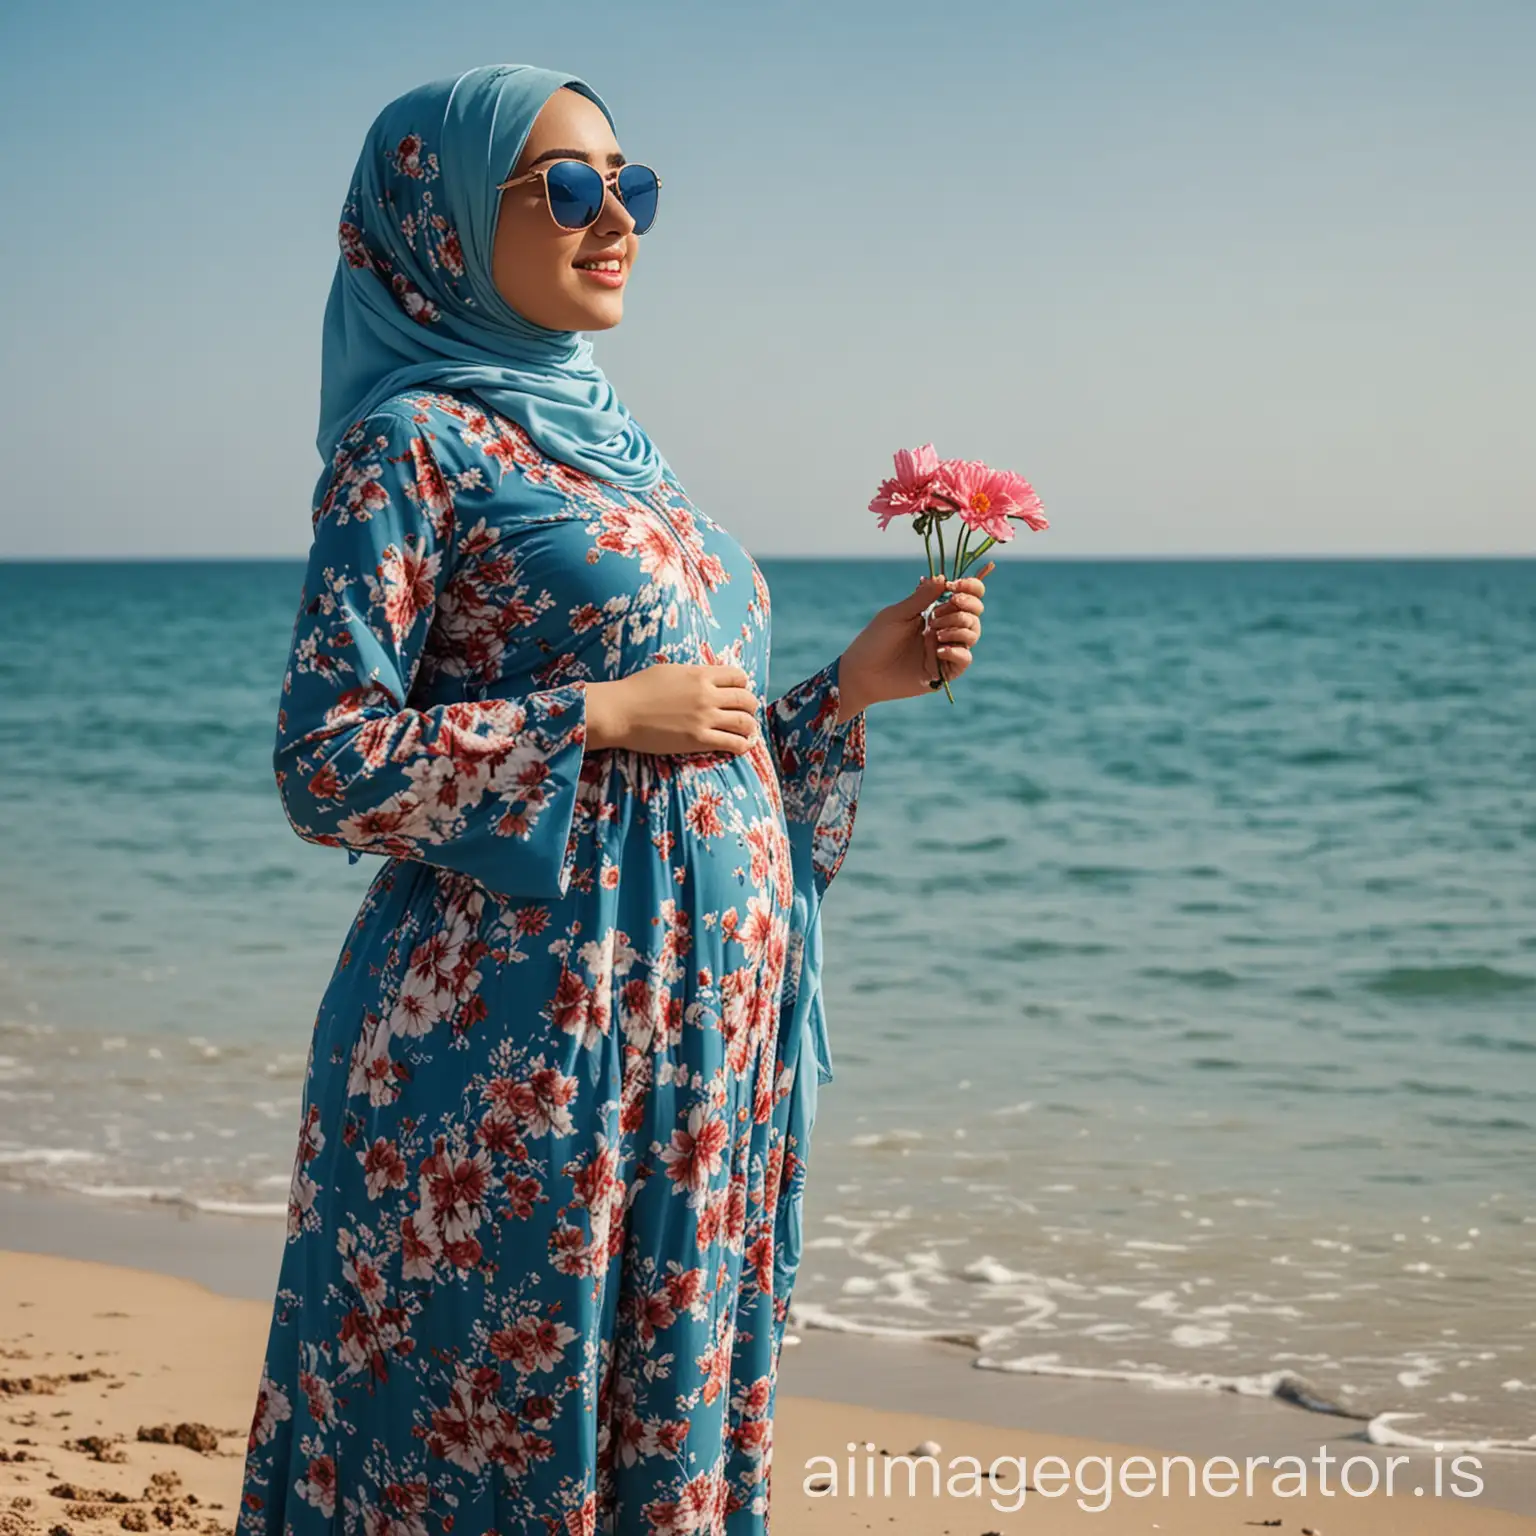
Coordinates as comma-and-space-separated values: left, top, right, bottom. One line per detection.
1, 557, 1533, 1445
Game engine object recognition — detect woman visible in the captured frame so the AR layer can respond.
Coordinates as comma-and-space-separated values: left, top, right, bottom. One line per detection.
239, 64, 990, 1536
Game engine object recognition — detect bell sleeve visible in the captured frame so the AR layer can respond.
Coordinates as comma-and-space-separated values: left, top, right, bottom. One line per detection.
765, 653, 867, 903
272, 408, 589, 903
765, 654, 867, 1092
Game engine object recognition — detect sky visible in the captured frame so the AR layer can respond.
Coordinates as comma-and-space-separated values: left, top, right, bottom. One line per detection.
0, 0, 1532, 559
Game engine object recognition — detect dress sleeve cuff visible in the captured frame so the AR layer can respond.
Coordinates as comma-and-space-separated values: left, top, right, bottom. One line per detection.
767, 653, 867, 899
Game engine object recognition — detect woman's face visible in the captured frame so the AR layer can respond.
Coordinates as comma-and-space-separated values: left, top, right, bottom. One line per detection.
492, 87, 638, 333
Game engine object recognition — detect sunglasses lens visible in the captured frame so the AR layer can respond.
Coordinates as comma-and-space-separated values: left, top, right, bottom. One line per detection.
617, 165, 660, 234
545, 161, 606, 229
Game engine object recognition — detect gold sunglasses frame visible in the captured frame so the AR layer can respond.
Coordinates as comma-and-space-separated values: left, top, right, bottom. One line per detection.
495, 161, 663, 233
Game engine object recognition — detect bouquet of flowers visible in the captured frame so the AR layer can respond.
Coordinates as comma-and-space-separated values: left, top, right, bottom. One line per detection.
869, 444, 1047, 701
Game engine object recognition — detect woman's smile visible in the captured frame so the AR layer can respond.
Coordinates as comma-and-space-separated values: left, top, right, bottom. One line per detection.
573, 241, 629, 289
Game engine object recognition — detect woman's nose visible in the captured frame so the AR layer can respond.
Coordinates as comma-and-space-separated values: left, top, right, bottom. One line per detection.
597, 179, 635, 237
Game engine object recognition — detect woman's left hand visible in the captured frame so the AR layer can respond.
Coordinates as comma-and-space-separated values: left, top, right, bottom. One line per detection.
836, 561, 994, 719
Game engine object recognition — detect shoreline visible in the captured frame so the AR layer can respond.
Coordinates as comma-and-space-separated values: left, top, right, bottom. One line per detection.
2, 1183, 1535, 1530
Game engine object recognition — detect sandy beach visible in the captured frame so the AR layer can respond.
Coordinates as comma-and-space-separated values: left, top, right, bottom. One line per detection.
3, 1188, 1534, 1535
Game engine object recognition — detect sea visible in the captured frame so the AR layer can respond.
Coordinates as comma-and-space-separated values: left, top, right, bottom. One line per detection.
1, 556, 1532, 1453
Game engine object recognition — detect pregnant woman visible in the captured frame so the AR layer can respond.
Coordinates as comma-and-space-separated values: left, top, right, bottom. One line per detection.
239, 64, 989, 1536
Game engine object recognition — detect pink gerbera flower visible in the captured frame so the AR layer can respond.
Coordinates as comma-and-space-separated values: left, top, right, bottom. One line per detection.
867, 442, 941, 529
933, 458, 1048, 541
999, 470, 1048, 532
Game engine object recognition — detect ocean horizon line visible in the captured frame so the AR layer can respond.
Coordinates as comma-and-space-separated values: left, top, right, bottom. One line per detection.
3, 550, 1534, 567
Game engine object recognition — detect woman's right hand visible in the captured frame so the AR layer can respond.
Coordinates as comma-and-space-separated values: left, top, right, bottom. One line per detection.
584, 662, 760, 755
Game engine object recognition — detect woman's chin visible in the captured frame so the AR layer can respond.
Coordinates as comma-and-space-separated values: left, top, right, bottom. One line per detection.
502, 287, 624, 333
554, 277, 623, 328
574, 296, 624, 331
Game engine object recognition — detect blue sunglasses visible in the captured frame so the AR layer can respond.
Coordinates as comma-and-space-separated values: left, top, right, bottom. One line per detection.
497, 160, 662, 236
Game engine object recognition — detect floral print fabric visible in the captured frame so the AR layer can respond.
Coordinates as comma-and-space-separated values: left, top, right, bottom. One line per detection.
238, 388, 864, 1536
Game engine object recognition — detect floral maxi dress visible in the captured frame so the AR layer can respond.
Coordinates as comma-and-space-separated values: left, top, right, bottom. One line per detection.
237, 388, 864, 1536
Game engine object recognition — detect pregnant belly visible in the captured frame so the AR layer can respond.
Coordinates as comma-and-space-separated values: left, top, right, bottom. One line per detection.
548, 738, 798, 1082
680, 735, 793, 915
669, 740, 796, 1068
593, 735, 794, 933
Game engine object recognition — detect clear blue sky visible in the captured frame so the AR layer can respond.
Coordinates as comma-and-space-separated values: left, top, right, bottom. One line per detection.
1, 0, 1531, 558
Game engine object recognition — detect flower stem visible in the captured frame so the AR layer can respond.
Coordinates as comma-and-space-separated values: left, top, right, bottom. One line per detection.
958, 535, 996, 575
920, 523, 955, 703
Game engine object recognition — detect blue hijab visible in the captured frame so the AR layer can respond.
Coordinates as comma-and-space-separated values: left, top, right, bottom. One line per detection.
315, 64, 667, 495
